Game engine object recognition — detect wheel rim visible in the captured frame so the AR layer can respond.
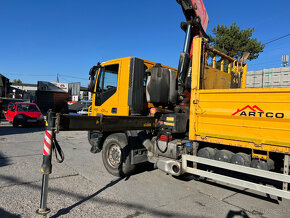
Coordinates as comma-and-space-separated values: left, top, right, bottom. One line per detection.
107, 143, 121, 168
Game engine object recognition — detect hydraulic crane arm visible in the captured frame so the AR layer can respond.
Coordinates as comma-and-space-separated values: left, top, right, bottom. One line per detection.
177, 0, 209, 35
176, 0, 209, 93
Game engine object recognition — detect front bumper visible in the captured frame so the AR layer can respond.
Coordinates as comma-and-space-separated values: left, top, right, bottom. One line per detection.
14, 117, 45, 126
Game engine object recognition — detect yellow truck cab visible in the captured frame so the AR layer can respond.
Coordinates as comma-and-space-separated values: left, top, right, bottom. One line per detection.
90, 57, 176, 117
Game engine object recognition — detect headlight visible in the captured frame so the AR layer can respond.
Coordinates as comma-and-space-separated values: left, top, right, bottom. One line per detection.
17, 114, 24, 119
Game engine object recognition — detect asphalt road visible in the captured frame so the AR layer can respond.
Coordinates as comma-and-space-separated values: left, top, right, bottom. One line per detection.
0, 121, 289, 218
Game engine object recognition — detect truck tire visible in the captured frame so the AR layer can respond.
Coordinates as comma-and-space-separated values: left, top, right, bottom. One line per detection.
102, 133, 135, 177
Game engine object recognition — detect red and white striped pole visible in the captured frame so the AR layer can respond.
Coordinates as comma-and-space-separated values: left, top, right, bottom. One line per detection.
36, 110, 55, 216
43, 130, 52, 157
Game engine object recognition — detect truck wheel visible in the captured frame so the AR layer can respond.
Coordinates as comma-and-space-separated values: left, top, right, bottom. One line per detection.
102, 133, 135, 177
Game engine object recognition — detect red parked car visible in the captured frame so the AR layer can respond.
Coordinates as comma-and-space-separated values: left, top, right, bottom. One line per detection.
6, 102, 45, 127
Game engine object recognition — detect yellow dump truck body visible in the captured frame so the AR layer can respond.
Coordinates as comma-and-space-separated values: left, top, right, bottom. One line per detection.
189, 38, 290, 155
191, 88, 290, 154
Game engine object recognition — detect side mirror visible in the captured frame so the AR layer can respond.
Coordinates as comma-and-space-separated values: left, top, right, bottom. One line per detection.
88, 76, 94, 92
88, 63, 101, 93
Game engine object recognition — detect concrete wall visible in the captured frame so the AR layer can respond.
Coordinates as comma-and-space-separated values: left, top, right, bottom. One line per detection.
246, 67, 290, 88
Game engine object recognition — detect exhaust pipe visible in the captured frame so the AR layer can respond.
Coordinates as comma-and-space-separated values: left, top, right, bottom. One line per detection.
156, 158, 182, 176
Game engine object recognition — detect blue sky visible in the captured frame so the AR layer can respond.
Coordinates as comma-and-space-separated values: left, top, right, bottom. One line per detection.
0, 0, 289, 86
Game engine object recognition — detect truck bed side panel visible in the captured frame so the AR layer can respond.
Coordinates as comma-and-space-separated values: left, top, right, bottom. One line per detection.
192, 88, 290, 150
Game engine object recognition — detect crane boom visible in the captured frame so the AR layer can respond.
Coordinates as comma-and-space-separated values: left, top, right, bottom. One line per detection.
178, 0, 209, 34
176, 0, 209, 94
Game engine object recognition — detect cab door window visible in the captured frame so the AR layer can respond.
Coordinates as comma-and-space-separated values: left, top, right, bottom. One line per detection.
95, 64, 119, 106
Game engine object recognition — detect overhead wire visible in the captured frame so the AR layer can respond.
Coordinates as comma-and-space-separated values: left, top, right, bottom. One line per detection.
58, 76, 72, 83
247, 37, 290, 70
59, 74, 88, 80
5, 73, 55, 77
264, 34, 290, 45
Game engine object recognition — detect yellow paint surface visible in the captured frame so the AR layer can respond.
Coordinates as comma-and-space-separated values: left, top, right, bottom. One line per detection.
190, 38, 290, 154
90, 57, 175, 117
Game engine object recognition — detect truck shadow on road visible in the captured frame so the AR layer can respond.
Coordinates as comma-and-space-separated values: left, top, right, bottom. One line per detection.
0, 174, 197, 218
226, 210, 250, 218
0, 125, 45, 136
50, 177, 124, 218
0, 152, 11, 168
176, 171, 281, 204
132, 162, 155, 176
0, 207, 21, 218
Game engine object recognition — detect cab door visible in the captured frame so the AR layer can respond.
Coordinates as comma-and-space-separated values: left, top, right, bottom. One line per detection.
6, 103, 16, 121
94, 63, 120, 115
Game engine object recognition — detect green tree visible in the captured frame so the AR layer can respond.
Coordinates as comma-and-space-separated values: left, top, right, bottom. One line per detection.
12, 79, 22, 84
209, 22, 265, 61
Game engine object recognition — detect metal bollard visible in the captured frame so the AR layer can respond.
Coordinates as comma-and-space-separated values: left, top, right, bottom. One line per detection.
36, 110, 56, 216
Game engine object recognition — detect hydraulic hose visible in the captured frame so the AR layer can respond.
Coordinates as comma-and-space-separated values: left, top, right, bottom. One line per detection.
53, 135, 64, 163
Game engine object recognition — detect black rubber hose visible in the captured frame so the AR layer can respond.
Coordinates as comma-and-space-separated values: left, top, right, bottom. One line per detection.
53, 135, 64, 163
